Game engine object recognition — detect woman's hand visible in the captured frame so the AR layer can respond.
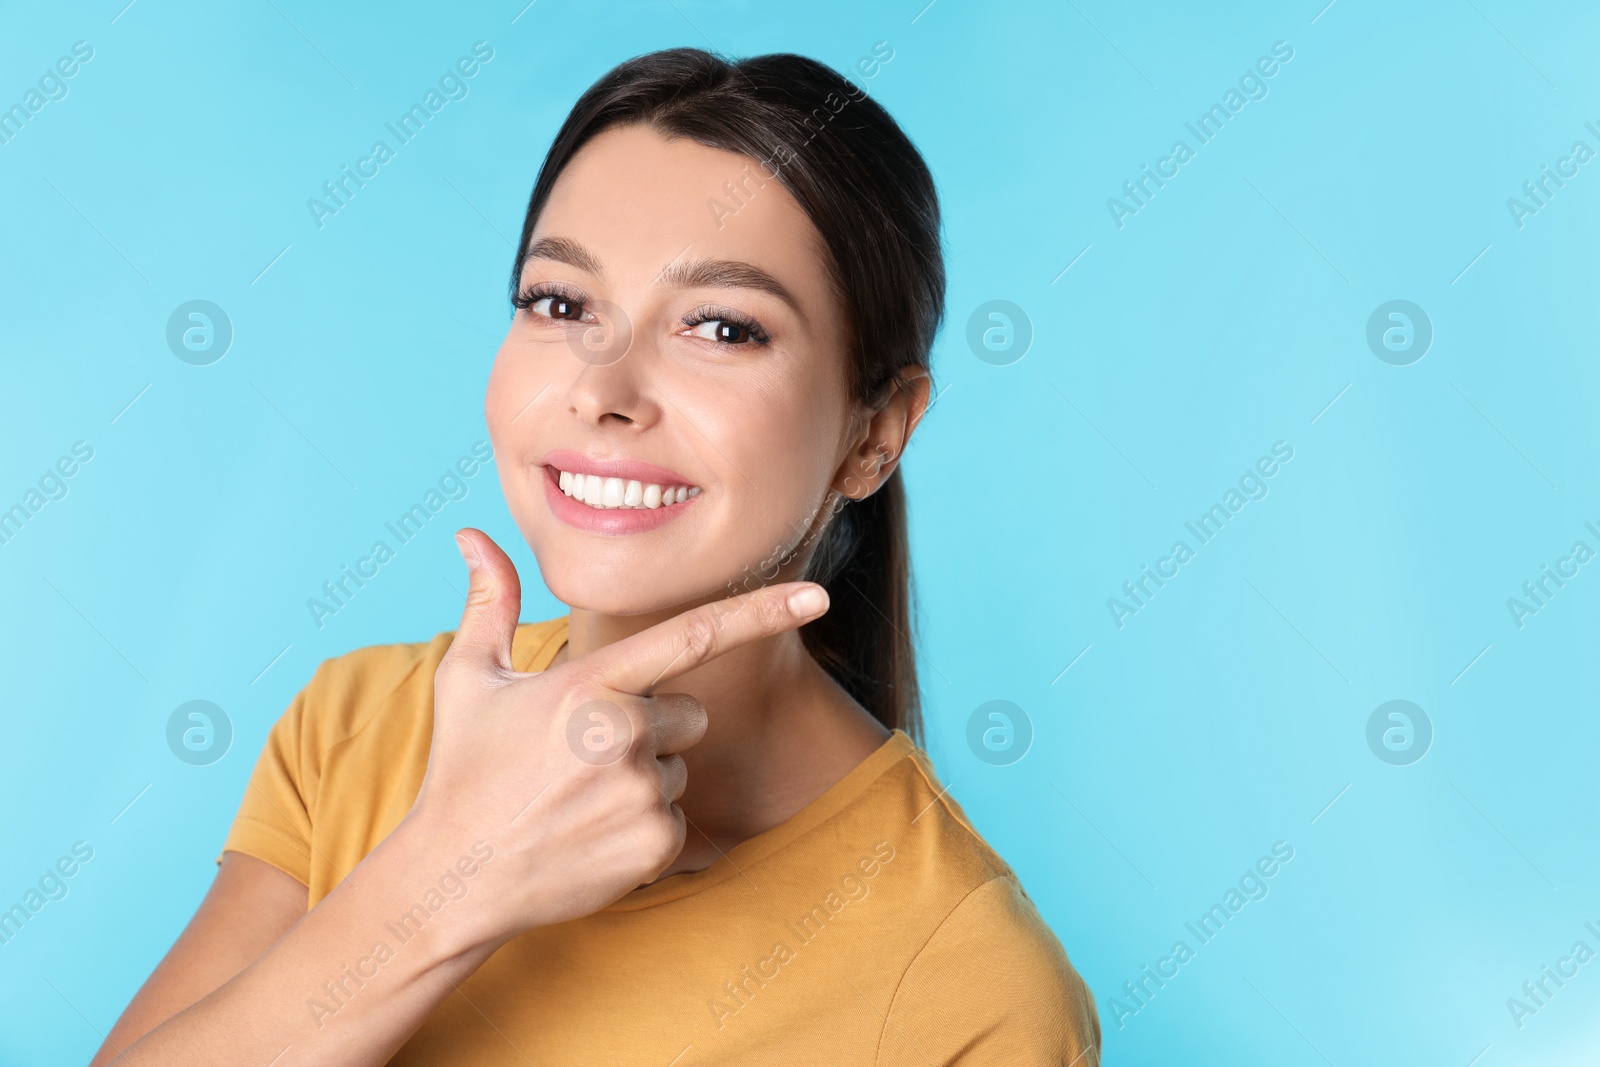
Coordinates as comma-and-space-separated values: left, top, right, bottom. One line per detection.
406, 527, 830, 948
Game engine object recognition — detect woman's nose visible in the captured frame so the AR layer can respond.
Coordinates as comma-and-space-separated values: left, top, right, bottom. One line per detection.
562, 304, 659, 428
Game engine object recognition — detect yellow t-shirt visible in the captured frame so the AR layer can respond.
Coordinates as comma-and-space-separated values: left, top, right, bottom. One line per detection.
220, 616, 1102, 1065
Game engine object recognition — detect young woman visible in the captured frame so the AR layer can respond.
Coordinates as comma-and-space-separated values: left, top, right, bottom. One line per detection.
93, 48, 1100, 1065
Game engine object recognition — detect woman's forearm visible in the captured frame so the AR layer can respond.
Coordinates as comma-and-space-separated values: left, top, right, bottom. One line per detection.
106, 817, 509, 1066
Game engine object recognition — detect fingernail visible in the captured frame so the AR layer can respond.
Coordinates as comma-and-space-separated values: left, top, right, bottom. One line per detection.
455, 533, 481, 570
788, 585, 828, 617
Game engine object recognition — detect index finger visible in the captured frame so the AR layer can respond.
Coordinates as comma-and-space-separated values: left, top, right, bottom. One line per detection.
588, 582, 830, 695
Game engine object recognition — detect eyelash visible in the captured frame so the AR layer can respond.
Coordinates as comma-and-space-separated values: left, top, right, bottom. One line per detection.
512, 280, 585, 316
684, 303, 772, 347
513, 282, 771, 347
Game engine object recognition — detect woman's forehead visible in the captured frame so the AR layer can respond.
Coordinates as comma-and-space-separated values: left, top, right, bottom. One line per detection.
530, 124, 832, 298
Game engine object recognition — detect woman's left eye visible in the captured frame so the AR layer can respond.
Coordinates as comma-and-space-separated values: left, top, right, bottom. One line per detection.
686, 320, 755, 345
682, 307, 770, 346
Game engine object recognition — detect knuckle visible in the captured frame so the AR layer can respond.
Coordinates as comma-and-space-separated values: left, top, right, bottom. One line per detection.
631, 773, 666, 816
561, 664, 612, 697
664, 756, 688, 800
562, 695, 636, 764
753, 588, 790, 631
661, 752, 686, 781
614, 703, 647, 751
647, 809, 683, 866
464, 582, 497, 612
679, 612, 720, 665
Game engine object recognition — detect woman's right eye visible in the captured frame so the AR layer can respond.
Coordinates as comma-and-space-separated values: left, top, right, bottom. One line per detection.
517, 286, 593, 323
537, 295, 586, 321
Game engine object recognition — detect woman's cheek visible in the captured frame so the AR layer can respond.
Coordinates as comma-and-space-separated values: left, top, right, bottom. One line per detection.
737, 441, 837, 579
484, 346, 523, 441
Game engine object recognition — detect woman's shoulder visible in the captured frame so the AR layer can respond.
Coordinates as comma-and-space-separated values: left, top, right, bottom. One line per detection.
846, 741, 1102, 1061
871, 738, 1025, 887
879, 870, 1102, 1064
291, 616, 569, 746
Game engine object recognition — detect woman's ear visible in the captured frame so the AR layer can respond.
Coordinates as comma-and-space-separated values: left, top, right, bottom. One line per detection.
833, 368, 932, 500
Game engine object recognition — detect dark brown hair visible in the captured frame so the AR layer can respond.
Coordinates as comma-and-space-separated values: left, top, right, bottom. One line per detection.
509, 47, 945, 746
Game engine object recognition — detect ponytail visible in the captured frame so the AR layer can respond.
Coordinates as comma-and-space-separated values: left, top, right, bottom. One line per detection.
802, 467, 922, 746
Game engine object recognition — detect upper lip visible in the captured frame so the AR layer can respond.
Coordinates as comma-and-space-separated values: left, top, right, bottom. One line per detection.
542, 448, 697, 487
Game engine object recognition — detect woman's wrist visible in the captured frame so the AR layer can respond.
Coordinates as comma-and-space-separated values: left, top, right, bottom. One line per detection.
356, 809, 520, 967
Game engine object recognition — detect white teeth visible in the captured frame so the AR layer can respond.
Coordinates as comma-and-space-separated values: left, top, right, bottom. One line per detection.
556, 468, 699, 511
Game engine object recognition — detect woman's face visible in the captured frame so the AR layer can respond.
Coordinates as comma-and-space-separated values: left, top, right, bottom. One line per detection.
487, 122, 867, 615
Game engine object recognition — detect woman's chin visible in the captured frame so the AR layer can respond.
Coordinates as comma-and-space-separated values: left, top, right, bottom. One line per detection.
541, 568, 733, 619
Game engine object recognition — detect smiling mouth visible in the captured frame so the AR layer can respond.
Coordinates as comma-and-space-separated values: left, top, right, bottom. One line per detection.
554, 468, 701, 511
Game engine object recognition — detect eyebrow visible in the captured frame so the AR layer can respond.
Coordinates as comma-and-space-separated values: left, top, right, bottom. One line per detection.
523, 236, 804, 318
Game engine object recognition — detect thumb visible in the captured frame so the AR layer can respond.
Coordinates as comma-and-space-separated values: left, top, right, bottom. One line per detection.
446, 528, 523, 675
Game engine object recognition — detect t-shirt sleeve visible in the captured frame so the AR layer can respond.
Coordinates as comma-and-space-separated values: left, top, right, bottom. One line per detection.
216, 676, 320, 889
877, 876, 1102, 1067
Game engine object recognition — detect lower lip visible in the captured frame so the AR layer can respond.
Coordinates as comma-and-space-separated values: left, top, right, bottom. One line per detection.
541, 466, 701, 535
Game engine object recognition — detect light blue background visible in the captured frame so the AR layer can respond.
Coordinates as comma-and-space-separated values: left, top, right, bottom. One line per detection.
3, 1, 1597, 1063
